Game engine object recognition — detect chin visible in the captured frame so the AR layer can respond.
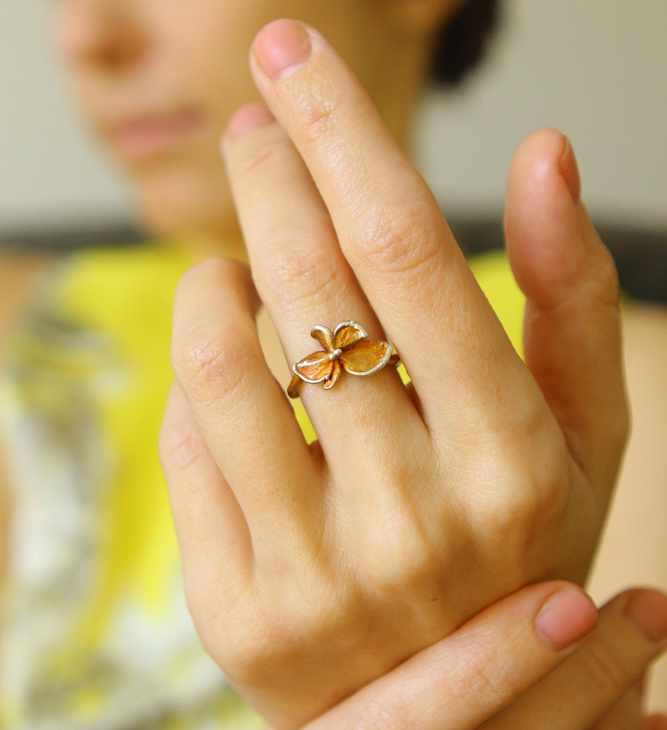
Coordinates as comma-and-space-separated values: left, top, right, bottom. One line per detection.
133, 166, 236, 240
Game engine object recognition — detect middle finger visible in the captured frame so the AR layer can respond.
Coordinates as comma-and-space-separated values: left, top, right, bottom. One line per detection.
248, 19, 544, 445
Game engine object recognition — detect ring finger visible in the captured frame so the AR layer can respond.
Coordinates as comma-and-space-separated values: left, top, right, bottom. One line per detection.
221, 102, 427, 481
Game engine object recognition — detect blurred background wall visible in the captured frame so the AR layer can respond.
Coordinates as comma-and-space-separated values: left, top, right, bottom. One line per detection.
0, 0, 665, 236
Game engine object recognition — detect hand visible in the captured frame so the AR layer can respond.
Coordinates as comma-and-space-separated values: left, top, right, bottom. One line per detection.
159, 18, 629, 729
281, 583, 667, 730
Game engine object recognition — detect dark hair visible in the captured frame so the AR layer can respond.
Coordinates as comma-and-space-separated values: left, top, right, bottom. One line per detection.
431, 0, 500, 86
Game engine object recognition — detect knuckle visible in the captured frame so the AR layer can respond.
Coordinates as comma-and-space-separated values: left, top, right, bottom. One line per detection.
187, 582, 256, 666
262, 232, 347, 312
464, 638, 512, 705
217, 625, 271, 681
468, 422, 571, 574
345, 698, 406, 730
158, 421, 208, 472
173, 330, 255, 407
235, 145, 275, 180
499, 380, 557, 448
580, 638, 630, 699
222, 612, 307, 686
352, 197, 443, 286
297, 90, 343, 146
507, 453, 569, 536
501, 404, 569, 509
233, 129, 290, 181
363, 514, 441, 597
487, 435, 566, 521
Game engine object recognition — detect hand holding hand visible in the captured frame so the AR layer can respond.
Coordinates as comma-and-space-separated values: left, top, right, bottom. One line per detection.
160, 18, 630, 729
281, 583, 667, 730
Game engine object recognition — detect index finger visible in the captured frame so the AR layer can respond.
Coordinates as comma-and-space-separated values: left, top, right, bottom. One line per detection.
248, 19, 541, 441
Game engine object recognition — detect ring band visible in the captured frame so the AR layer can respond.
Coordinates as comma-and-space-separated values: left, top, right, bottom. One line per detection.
287, 320, 401, 399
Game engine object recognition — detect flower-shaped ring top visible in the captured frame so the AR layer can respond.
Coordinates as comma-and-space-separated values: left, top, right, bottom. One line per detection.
287, 320, 401, 399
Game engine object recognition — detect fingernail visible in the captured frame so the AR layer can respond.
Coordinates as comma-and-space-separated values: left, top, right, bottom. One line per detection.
624, 590, 667, 643
225, 103, 275, 142
559, 135, 581, 203
535, 587, 598, 652
253, 19, 312, 81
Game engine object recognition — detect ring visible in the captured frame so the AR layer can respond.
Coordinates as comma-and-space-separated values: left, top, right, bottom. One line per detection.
287, 320, 401, 398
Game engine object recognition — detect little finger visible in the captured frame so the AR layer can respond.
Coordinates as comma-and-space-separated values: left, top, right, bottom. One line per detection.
159, 380, 252, 613
171, 256, 322, 559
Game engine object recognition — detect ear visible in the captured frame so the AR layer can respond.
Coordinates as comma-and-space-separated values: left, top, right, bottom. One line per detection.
384, 0, 468, 36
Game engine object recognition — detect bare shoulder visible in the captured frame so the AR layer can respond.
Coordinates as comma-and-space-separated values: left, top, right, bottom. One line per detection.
587, 301, 667, 707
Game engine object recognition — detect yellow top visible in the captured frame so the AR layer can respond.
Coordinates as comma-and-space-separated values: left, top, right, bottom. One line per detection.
0, 237, 525, 729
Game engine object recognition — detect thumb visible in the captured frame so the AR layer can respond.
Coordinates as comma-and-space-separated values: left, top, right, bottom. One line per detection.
302, 581, 598, 730
503, 127, 630, 504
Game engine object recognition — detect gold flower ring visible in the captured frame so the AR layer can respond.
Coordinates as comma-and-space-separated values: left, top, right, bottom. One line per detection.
287, 320, 401, 399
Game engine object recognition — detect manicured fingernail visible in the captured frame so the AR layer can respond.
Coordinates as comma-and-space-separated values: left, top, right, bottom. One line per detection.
559, 135, 581, 203
624, 590, 667, 642
225, 103, 275, 141
253, 19, 312, 81
535, 588, 598, 651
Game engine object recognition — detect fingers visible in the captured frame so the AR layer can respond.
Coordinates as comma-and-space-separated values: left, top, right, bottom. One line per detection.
485, 588, 667, 730
247, 19, 541, 444
503, 128, 630, 501
302, 581, 599, 730
158, 379, 252, 605
220, 102, 424, 476
589, 683, 643, 730
169, 256, 322, 559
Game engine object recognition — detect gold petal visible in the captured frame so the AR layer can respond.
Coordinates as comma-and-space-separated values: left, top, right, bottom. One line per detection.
310, 325, 335, 351
323, 359, 343, 390
334, 320, 368, 350
294, 350, 334, 383
339, 339, 392, 375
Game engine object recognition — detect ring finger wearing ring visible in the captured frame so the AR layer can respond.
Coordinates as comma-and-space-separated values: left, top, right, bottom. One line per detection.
220, 102, 426, 474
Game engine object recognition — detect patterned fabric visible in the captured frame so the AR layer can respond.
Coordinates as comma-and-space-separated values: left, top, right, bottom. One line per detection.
0, 238, 525, 729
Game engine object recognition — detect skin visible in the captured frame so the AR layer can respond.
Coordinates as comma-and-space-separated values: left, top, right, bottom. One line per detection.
272, 583, 667, 730
163, 20, 630, 727
10, 0, 659, 727
52, 0, 443, 258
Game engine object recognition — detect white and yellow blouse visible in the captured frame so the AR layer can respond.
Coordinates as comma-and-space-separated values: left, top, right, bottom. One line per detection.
0, 237, 525, 729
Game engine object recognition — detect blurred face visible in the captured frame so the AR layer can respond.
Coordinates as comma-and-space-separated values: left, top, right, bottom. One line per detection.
52, 0, 423, 241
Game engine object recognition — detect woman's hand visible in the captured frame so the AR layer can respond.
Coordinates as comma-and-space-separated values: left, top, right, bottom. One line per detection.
284, 583, 667, 730
159, 18, 630, 729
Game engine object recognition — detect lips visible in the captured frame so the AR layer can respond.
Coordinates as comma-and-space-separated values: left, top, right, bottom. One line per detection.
105, 107, 204, 160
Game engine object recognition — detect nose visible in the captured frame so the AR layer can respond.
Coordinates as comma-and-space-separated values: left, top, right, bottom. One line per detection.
53, 0, 146, 69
